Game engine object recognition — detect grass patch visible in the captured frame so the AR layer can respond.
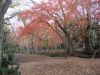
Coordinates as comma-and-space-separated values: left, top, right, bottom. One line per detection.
40, 53, 64, 57
78, 55, 100, 58
36, 50, 65, 57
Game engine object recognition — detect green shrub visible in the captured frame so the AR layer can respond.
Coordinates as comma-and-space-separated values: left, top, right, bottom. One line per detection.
0, 27, 21, 75
40, 53, 64, 57
0, 52, 21, 75
93, 44, 100, 49
78, 55, 100, 58
0, 43, 21, 75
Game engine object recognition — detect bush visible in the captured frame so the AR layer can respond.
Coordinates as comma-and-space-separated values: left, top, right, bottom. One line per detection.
93, 44, 100, 49
0, 57, 21, 75
0, 43, 21, 75
0, 64, 21, 75
78, 55, 100, 58
0, 28, 21, 75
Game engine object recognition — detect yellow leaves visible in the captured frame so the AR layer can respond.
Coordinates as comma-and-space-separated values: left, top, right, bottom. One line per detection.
10, 2, 20, 7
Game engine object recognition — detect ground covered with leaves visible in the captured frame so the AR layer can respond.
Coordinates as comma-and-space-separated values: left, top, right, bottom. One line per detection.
15, 54, 100, 75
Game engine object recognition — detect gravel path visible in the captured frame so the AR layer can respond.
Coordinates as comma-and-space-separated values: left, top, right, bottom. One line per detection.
15, 54, 100, 75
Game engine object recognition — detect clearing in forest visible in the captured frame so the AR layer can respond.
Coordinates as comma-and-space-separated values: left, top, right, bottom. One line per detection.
15, 54, 100, 75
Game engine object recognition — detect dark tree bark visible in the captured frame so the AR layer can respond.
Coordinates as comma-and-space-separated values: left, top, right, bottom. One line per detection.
56, 20, 73, 57
97, 30, 100, 48
0, 17, 4, 67
84, 12, 91, 54
84, 37, 91, 54
0, 0, 11, 66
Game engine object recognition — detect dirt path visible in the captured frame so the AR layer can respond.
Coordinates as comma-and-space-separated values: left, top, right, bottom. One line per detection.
15, 54, 100, 75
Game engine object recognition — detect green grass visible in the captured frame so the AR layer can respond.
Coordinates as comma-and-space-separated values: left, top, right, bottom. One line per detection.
40, 53, 65, 57
78, 55, 100, 58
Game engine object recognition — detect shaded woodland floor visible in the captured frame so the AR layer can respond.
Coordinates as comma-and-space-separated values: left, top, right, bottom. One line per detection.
15, 54, 100, 75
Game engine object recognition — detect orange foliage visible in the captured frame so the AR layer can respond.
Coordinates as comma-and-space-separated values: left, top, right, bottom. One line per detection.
16, 0, 99, 47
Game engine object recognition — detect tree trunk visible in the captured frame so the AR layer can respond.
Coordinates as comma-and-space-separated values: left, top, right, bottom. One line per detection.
92, 50, 100, 59
64, 31, 73, 57
56, 20, 74, 57
66, 32, 73, 55
0, 17, 4, 66
97, 30, 100, 48
84, 37, 91, 54
84, 12, 91, 54
0, 0, 11, 66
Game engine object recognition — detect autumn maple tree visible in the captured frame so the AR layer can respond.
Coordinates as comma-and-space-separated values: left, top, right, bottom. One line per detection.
17, 0, 99, 56
16, 18, 62, 51
71, 0, 100, 54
